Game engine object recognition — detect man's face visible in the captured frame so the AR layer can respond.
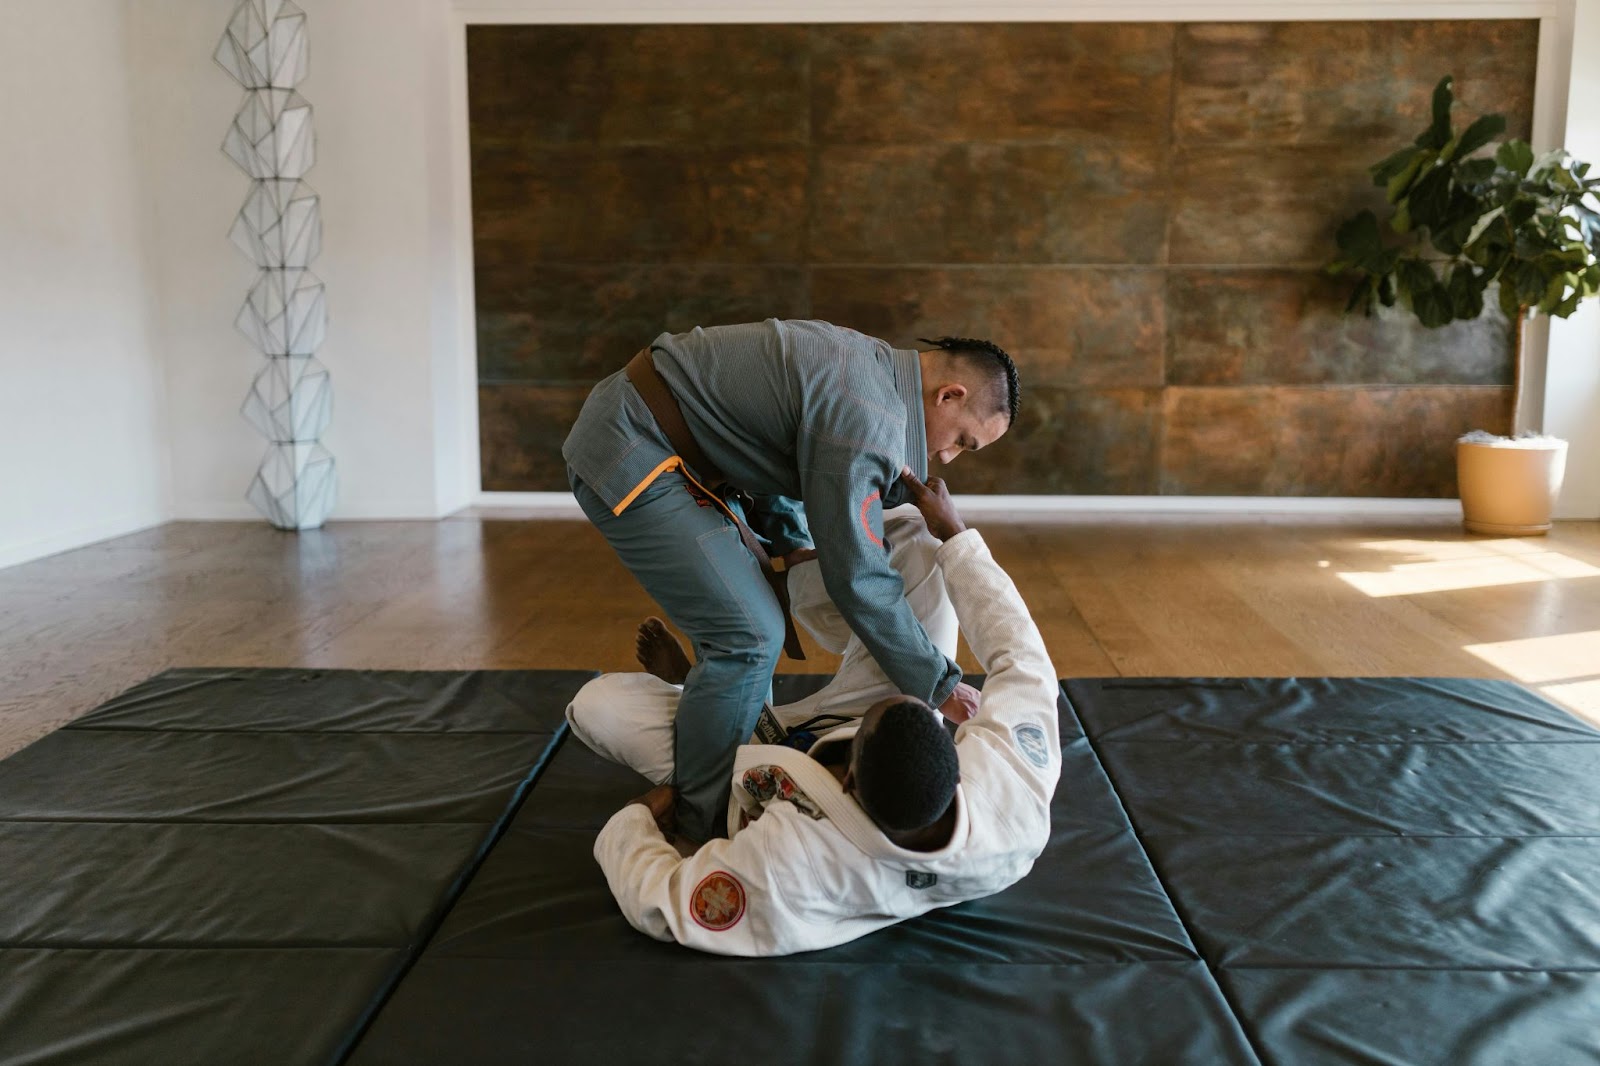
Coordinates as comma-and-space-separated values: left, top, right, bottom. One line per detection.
924, 384, 1010, 466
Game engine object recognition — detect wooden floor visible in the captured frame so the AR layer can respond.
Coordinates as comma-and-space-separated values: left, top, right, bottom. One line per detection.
3, 513, 1599, 759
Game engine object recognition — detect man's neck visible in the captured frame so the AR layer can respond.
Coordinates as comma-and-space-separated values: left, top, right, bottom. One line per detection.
887, 804, 957, 852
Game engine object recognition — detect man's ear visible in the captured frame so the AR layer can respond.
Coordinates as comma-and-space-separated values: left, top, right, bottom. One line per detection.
936, 382, 968, 407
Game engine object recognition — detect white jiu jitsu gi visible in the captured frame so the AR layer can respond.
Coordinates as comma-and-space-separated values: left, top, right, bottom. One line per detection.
582, 526, 1061, 957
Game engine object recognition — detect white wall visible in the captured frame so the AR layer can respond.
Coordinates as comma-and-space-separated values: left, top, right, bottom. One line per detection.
1545, 0, 1600, 518
0, 0, 171, 569
130, 0, 465, 521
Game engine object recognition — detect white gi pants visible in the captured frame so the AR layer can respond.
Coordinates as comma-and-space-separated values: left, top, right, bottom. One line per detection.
566, 508, 960, 785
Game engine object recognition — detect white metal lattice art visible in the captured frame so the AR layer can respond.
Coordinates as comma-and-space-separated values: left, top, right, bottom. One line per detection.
218, 0, 335, 530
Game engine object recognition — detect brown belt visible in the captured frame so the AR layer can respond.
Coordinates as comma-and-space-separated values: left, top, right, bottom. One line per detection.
625, 349, 805, 661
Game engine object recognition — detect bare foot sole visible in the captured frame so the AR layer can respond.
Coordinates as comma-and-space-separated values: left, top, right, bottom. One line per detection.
636, 617, 692, 685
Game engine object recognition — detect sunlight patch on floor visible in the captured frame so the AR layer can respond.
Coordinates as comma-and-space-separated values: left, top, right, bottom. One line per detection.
1337, 543, 1600, 597
1463, 630, 1600, 728
1538, 679, 1600, 728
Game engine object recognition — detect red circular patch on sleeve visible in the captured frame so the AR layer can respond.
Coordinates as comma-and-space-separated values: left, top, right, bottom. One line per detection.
860, 491, 883, 547
690, 871, 746, 932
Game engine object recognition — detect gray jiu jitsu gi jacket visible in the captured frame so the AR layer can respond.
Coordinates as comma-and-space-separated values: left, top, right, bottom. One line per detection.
562, 318, 962, 707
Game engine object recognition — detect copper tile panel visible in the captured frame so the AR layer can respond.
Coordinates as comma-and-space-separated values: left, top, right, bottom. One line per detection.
810, 144, 1169, 265
467, 25, 810, 146
1169, 144, 1388, 265
472, 146, 808, 265
478, 385, 590, 492
1168, 270, 1512, 386
476, 266, 809, 383
1161, 386, 1512, 496
941, 388, 1163, 495
1175, 21, 1538, 145
812, 23, 1173, 144
812, 267, 1165, 388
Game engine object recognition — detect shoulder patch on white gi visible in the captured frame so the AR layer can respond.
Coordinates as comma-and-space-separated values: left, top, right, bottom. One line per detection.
691, 870, 746, 932
905, 870, 937, 890
741, 765, 826, 820
1014, 724, 1050, 768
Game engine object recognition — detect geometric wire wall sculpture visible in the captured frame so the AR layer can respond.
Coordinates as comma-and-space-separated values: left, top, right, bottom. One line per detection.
247, 442, 338, 531
218, 0, 335, 530
230, 180, 321, 268
214, 0, 309, 89
242, 357, 333, 442
236, 269, 327, 357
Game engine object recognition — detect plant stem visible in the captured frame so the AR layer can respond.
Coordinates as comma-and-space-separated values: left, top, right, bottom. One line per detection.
1510, 307, 1526, 436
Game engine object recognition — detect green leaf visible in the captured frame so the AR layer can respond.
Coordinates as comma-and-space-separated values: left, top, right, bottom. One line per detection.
1416, 76, 1455, 150
1456, 157, 1498, 186
1498, 279, 1523, 318
1335, 210, 1385, 269
1496, 139, 1535, 177
1414, 284, 1455, 327
1371, 145, 1421, 186
1537, 274, 1568, 314
1447, 263, 1485, 319
1513, 260, 1549, 304
1461, 206, 1504, 250
1449, 113, 1507, 161
1393, 198, 1413, 234
1386, 151, 1431, 203
1407, 167, 1454, 231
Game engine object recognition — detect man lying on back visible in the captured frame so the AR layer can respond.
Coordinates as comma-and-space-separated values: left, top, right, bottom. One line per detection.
568, 471, 1061, 956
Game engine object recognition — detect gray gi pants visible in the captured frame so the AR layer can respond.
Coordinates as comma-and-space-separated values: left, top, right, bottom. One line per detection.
570, 466, 782, 842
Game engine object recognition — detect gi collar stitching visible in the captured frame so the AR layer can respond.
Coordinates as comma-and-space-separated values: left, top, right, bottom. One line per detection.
890, 347, 928, 480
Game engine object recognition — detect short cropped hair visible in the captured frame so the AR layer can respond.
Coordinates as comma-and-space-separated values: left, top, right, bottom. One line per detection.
855, 699, 961, 832
918, 336, 1021, 427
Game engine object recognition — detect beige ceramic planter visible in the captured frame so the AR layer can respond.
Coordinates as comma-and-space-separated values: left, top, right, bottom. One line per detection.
1456, 437, 1569, 535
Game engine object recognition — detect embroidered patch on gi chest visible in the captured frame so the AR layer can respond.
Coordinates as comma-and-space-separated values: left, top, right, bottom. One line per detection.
905, 871, 937, 890
691, 871, 746, 932
741, 765, 826, 820
1014, 724, 1050, 768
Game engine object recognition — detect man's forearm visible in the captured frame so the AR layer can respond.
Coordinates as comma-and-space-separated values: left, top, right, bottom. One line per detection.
828, 564, 961, 704
937, 531, 1058, 725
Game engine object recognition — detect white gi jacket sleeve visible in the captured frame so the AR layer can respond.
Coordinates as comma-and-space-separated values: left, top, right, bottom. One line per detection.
941, 529, 1062, 826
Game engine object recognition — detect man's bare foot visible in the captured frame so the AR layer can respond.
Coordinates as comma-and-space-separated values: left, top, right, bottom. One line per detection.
636, 617, 692, 685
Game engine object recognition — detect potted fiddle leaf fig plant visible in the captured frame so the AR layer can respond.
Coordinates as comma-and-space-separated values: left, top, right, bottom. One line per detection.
1330, 75, 1600, 534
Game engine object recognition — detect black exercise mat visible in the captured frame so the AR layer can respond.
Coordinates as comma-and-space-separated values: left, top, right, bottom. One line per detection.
1066, 677, 1600, 1066
347, 677, 1258, 1066
0, 668, 586, 1066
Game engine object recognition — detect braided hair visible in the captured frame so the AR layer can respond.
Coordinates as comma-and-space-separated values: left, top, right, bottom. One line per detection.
918, 336, 1020, 427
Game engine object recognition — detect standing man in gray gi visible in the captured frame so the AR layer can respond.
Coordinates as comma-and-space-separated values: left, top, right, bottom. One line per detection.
563, 319, 1019, 842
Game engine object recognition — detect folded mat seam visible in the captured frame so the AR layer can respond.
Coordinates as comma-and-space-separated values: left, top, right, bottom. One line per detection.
1058, 682, 1270, 1066
329, 723, 572, 1066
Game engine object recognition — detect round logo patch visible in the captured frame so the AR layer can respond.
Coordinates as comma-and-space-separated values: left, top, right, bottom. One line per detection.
691, 871, 746, 932
1014, 724, 1050, 768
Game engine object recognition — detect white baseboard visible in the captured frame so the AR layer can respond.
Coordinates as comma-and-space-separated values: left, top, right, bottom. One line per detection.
471, 491, 1464, 518
0, 510, 169, 571
172, 500, 451, 521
